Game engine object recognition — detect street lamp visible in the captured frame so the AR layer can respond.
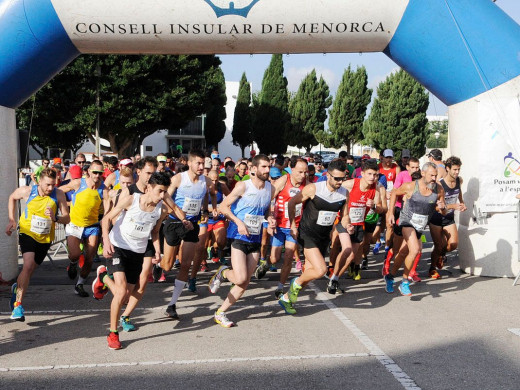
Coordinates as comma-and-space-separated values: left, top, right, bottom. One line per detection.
95, 65, 101, 157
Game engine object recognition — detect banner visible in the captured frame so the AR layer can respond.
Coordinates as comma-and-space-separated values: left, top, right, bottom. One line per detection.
478, 98, 520, 212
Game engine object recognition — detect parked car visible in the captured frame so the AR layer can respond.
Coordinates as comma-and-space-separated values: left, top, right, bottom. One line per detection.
314, 151, 337, 164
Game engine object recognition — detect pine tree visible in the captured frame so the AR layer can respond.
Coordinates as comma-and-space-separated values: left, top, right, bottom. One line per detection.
253, 54, 289, 154
363, 69, 429, 159
287, 70, 332, 153
205, 67, 227, 149
232, 73, 253, 157
327, 65, 372, 153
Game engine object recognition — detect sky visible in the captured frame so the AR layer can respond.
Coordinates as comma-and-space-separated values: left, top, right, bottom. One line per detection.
218, 0, 520, 117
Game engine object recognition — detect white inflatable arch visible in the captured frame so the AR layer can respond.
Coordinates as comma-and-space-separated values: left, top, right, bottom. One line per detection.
1, 0, 520, 280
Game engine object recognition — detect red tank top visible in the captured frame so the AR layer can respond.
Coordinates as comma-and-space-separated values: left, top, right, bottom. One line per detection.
378, 163, 398, 183
276, 174, 306, 228
347, 179, 376, 226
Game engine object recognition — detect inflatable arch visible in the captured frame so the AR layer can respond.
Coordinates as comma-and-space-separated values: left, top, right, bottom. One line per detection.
1, 0, 520, 280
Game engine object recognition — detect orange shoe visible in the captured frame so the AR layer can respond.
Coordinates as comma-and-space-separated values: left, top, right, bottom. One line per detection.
429, 269, 442, 279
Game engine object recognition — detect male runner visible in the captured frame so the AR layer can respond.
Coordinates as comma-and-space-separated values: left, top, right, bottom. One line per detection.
162, 150, 216, 319
255, 157, 308, 298
6, 168, 70, 321
386, 162, 447, 296
208, 154, 275, 327
60, 160, 108, 297
278, 159, 349, 314
428, 149, 447, 179
93, 172, 171, 349
30, 158, 50, 184
429, 156, 467, 278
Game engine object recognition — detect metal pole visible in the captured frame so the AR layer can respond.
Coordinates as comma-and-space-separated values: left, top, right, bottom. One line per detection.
95, 65, 101, 157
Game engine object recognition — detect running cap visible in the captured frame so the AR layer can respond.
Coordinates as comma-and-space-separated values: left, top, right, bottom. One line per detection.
270, 167, 282, 179
204, 157, 212, 169
119, 158, 133, 167
157, 155, 167, 162
69, 165, 83, 179
383, 149, 394, 158
53, 163, 63, 171
401, 149, 411, 158
428, 149, 442, 161
361, 154, 371, 160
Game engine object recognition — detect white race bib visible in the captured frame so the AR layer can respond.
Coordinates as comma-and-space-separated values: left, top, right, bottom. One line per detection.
30, 215, 52, 235
387, 181, 394, 192
284, 203, 302, 219
122, 218, 153, 240
316, 211, 336, 226
182, 197, 202, 216
410, 213, 428, 231
349, 207, 365, 224
65, 222, 84, 239
244, 214, 262, 235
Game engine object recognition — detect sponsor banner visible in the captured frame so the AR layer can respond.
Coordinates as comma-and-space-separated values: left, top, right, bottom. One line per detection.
51, 0, 408, 54
479, 98, 520, 212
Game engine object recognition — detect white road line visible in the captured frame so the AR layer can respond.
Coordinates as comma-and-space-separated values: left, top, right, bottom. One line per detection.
309, 283, 421, 390
507, 328, 520, 337
0, 353, 371, 372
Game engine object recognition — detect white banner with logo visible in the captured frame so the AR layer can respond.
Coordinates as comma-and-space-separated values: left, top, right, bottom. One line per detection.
51, 0, 408, 54
478, 98, 520, 212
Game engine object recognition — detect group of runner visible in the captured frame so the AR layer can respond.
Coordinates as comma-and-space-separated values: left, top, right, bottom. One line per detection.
5, 147, 466, 350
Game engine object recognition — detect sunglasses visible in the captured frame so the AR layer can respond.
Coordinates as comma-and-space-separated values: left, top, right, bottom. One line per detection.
91, 170, 104, 175
331, 175, 347, 182
77, 161, 86, 164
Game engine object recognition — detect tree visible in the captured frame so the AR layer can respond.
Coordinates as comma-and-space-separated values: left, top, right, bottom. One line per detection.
205, 67, 227, 149
426, 119, 448, 148
287, 70, 332, 153
253, 54, 289, 155
363, 69, 429, 159
232, 73, 253, 157
326, 65, 372, 153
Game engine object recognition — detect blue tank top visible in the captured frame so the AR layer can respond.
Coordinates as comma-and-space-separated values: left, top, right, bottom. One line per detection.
227, 180, 272, 243
170, 171, 207, 222
208, 183, 225, 224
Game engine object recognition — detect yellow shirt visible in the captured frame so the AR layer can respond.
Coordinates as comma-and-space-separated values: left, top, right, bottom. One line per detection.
19, 186, 58, 243
70, 179, 105, 227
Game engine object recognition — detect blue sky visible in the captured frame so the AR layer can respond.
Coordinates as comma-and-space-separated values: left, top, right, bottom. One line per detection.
219, 0, 520, 117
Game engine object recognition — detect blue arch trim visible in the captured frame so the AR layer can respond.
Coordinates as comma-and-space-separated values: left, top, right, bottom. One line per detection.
385, 0, 520, 106
0, 0, 79, 108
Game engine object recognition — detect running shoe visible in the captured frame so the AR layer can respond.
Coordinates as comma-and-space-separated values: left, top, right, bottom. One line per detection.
200, 263, 209, 273
107, 332, 122, 350
97, 243, 103, 256
78, 254, 85, 269
384, 274, 394, 294
398, 281, 412, 296
67, 262, 78, 280
92, 265, 108, 300
327, 279, 338, 295
152, 264, 162, 282
207, 246, 212, 260
187, 278, 197, 292
120, 316, 136, 332
164, 304, 179, 319
214, 311, 235, 328
173, 259, 181, 269
254, 260, 269, 280
212, 257, 220, 264
278, 297, 296, 315
274, 288, 283, 299
269, 265, 277, 272
9, 283, 17, 311
287, 278, 302, 303
10, 304, 25, 322
326, 265, 334, 280
295, 260, 302, 271
353, 270, 361, 281
384, 246, 390, 253
208, 265, 229, 293
158, 272, 167, 283
429, 269, 442, 279
147, 273, 154, 283
407, 273, 422, 283
347, 264, 355, 279
361, 257, 369, 270
75, 283, 89, 297
372, 242, 382, 255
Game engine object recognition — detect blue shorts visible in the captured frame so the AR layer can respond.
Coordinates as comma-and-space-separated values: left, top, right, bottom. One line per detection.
262, 221, 268, 229
271, 227, 297, 247
82, 224, 100, 239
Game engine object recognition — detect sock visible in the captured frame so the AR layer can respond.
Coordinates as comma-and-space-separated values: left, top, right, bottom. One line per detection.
281, 294, 290, 302
109, 329, 119, 334
260, 258, 265, 261
277, 282, 284, 289
385, 249, 394, 264
411, 252, 422, 275
77, 276, 87, 286
332, 275, 339, 281
168, 279, 186, 306
14, 301, 21, 307
291, 279, 302, 289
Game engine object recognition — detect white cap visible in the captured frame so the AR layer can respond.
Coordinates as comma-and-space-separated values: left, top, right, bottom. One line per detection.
383, 149, 394, 158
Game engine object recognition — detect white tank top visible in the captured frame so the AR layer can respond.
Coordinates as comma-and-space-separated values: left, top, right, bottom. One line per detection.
110, 193, 163, 254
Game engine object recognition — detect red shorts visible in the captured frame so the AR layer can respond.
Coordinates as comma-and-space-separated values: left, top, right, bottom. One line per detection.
208, 220, 225, 232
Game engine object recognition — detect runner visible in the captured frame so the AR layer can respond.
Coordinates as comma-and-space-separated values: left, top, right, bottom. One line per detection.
429, 156, 467, 278
105, 166, 135, 213
428, 149, 447, 178
104, 158, 133, 190
6, 168, 70, 321
278, 159, 349, 314
208, 154, 275, 327
386, 162, 447, 296
60, 160, 109, 297
162, 150, 216, 319
30, 158, 50, 184
206, 170, 231, 265
255, 157, 308, 299
93, 172, 171, 350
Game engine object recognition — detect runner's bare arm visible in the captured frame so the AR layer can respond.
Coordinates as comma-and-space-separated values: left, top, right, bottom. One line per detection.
342, 178, 355, 192
207, 176, 218, 218
388, 182, 412, 225
373, 185, 384, 214
288, 183, 315, 230
167, 173, 182, 196
101, 194, 133, 258
457, 177, 467, 211
58, 178, 81, 194
378, 184, 388, 213
104, 171, 116, 189
55, 189, 70, 225
219, 181, 248, 234
266, 185, 277, 229
436, 185, 447, 215
6, 186, 31, 235
273, 174, 288, 199
151, 205, 170, 263
339, 191, 354, 233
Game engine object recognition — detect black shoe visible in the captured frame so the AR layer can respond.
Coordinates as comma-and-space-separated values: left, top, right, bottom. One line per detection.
75, 283, 89, 297
152, 264, 163, 283
67, 262, 78, 280
361, 258, 369, 270
165, 304, 179, 320
274, 288, 283, 299
327, 280, 338, 295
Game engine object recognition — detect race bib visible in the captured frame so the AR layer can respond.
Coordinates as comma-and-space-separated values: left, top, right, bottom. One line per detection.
410, 213, 428, 231
182, 197, 202, 216
387, 181, 394, 192
244, 214, 262, 235
122, 218, 153, 240
316, 210, 336, 226
30, 215, 52, 235
65, 222, 84, 239
284, 203, 302, 219
349, 207, 365, 224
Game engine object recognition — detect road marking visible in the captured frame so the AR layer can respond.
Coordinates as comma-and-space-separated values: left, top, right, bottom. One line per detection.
0, 353, 370, 372
309, 283, 421, 390
507, 328, 520, 337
